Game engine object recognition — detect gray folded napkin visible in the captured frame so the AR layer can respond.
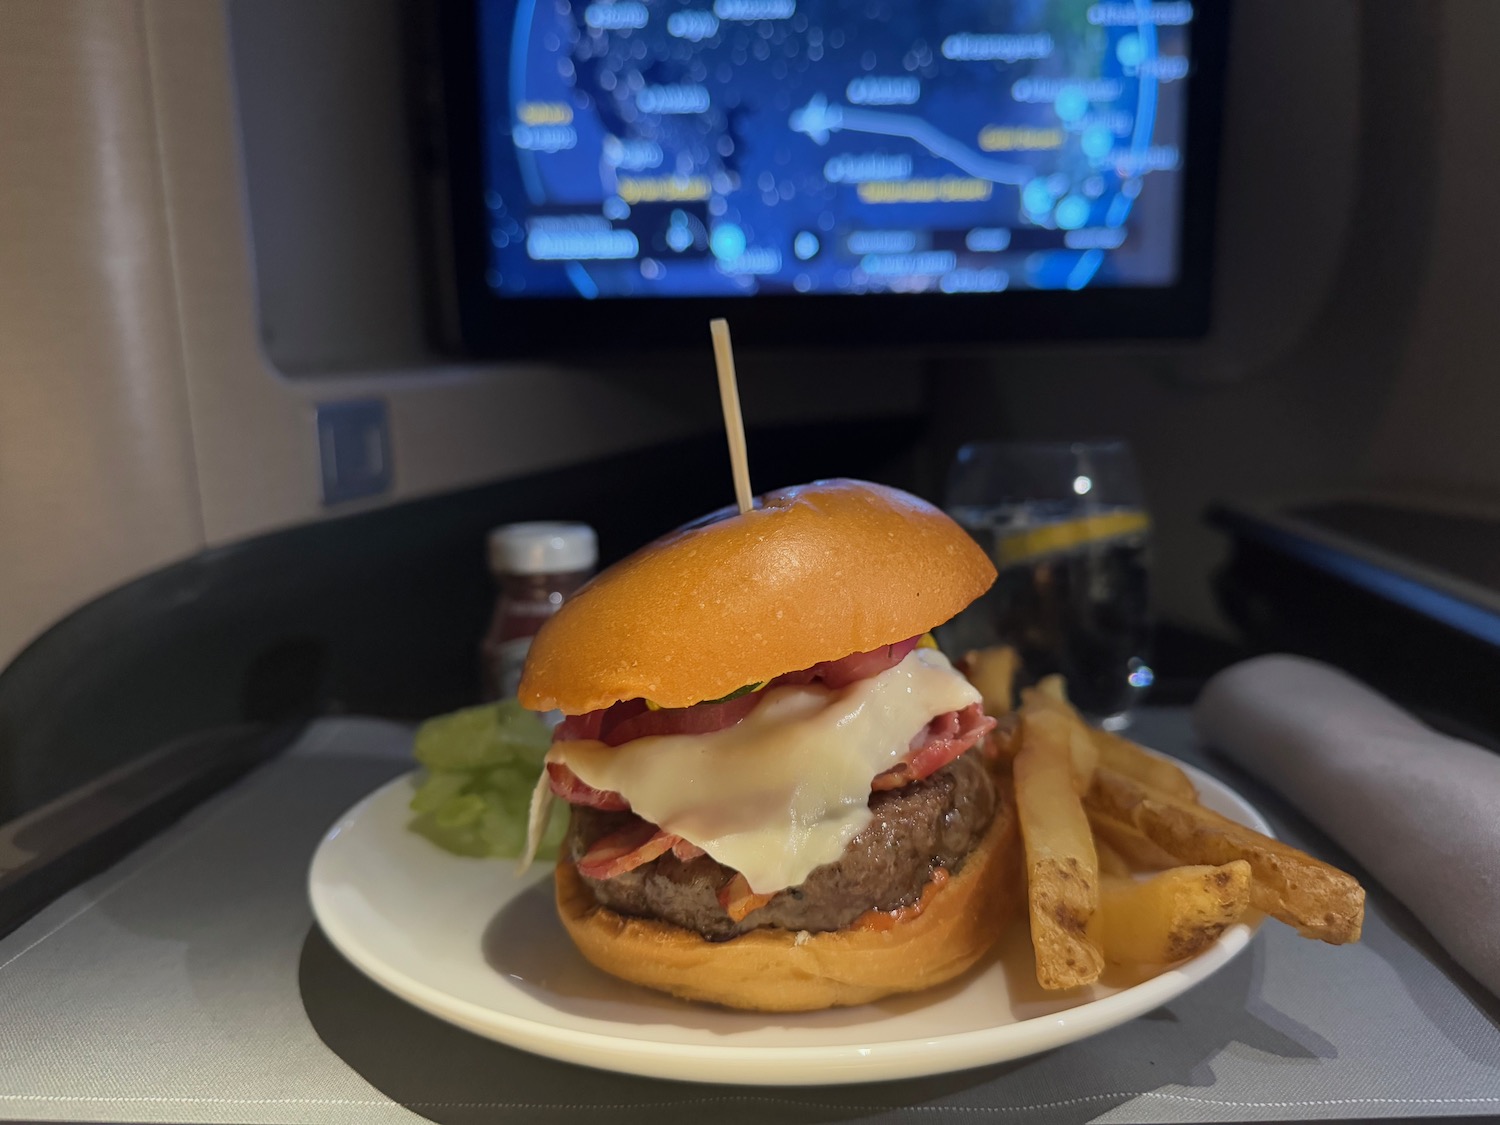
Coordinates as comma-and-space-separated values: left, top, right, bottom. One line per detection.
1194, 653, 1500, 998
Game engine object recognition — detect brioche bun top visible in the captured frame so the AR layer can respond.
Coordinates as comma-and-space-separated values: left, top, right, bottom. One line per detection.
518, 479, 996, 714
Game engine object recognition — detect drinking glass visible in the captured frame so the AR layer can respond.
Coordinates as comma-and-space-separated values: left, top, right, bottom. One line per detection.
942, 441, 1153, 729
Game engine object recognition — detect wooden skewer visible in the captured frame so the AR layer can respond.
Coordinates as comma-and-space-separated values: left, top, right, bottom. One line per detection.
710, 318, 753, 515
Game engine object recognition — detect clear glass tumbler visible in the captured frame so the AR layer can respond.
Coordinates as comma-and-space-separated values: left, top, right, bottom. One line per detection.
943, 441, 1153, 729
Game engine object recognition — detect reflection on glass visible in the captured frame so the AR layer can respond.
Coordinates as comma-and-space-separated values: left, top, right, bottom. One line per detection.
943, 441, 1151, 729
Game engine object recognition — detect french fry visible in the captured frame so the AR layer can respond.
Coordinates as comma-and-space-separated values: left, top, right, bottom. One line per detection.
977, 655, 1362, 980
1085, 766, 1365, 944
1091, 727, 1197, 801
1087, 810, 1181, 872
1096, 862, 1252, 965
962, 645, 1020, 716
1067, 721, 1100, 794
1021, 683, 1075, 718
988, 712, 1021, 761
1015, 677, 1195, 799
1018, 689, 1098, 794
1094, 836, 1132, 878
1014, 714, 1104, 989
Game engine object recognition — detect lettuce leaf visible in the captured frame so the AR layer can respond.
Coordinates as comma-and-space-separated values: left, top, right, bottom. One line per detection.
407, 701, 566, 858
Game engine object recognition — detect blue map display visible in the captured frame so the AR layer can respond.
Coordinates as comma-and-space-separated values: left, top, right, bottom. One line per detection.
477, 0, 1194, 298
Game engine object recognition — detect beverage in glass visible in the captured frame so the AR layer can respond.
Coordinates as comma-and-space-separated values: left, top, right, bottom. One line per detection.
943, 442, 1152, 728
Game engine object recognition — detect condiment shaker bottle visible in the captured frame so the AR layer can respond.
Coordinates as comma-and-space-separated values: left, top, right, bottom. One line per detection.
481, 521, 597, 701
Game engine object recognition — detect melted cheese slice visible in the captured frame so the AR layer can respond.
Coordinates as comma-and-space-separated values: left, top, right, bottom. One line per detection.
547, 649, 981, 894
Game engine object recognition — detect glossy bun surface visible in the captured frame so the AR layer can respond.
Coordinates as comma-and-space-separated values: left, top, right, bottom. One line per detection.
519, 479, 996, 714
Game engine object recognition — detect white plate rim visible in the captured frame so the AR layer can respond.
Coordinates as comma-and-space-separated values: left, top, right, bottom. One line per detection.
309, 756, 1271, 1085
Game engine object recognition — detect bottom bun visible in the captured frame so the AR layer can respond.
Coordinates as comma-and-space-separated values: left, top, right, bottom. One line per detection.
554, 787, 1022, 1012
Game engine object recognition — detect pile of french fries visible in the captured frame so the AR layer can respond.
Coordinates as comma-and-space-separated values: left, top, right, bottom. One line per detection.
962, 646, 1366, 990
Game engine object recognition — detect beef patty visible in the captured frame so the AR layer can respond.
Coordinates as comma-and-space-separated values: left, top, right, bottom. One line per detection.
566, 749, 998, 940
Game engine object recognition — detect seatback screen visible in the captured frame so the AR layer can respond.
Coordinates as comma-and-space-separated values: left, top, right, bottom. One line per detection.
476, 0, 1197, 299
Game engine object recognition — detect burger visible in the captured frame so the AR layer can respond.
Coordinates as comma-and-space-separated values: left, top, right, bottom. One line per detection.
518, 479, 1022, 1011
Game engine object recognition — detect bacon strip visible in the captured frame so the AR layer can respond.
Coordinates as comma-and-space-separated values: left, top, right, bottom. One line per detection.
553, 701, 995, 811
547, 761, 630, 810
716, 872, 775, 922
871, 702, 996, 791
576, 821, 680, 880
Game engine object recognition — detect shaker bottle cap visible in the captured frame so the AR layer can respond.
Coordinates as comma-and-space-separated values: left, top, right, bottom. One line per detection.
488, 522, 598, 575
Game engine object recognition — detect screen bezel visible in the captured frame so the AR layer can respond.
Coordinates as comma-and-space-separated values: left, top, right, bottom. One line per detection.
435, 0, 1231, 356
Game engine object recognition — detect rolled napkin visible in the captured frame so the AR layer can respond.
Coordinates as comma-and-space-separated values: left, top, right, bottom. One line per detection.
1195, 654, 1500, 998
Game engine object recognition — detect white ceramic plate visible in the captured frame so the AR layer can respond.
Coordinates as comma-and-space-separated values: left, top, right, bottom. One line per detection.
309, 758, 1270, 1086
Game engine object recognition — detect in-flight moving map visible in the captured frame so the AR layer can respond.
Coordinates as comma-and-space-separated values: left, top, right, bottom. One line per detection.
477, 0, 1194, 298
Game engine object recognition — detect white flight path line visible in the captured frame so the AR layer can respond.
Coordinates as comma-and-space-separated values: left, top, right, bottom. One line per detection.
789, 94, 1031, 186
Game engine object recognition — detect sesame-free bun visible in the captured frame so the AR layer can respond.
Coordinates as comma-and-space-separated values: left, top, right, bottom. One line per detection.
518, 479, 996, 714
554, 789, 1021, 1011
